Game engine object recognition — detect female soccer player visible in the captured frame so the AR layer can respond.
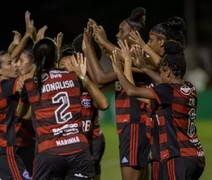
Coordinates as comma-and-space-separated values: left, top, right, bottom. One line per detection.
16, 49, 36, 176
129, 16, 186, 84
17, 38, 95, 180
0, 51, 31, 179
127, 16, 187, 180
111, 40, 205, 180
85, 7, 152, 180
59, 36, 106, 180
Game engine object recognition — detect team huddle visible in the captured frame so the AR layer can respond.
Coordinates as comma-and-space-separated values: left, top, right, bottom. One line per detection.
0, 6, 205, 180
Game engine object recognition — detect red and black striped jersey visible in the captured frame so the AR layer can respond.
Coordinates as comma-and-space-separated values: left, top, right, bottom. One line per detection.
21, 69, 88, 156
0, 78, 25, 153
93, 115, 104, 139
149, 82, 205, 167
81, 90, 98, 146
145, 83, 160, 161
115, 73, 151, 134
20, 120, 35, 143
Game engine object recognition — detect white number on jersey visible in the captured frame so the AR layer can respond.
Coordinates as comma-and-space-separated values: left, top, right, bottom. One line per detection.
187, 108, 196, 137
52, 92, 72, 124
115, 81, 122, 91
82, 120, 91, 133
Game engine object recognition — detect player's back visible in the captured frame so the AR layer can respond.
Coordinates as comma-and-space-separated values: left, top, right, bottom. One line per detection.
115, 73, 151, 134
23, 69, 88, 155
150, 82, 205, 167
171, 82, 205, 167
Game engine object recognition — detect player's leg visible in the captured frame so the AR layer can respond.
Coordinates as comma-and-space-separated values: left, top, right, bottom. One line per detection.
65, 148, 95, 180
119, 123, 149, 180
32, 153, 65, 180
92, 134, 105, 180
137, 122, 150, 180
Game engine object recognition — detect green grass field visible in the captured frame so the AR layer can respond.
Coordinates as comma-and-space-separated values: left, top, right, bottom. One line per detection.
99, 121, 212, 180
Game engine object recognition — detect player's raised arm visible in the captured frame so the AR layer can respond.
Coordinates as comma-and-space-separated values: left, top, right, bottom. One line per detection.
16, 66, 35, 118
129, 30, 161, 64
117, 40, 150, 103
11, 11, 34, 60
83, 24, 118, 86
64, 53, 109, 110
7, 31, 21, 54
111, 50, 155, 101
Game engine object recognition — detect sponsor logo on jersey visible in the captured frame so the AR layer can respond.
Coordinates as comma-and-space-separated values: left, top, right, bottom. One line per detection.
52, 123, 79, 136
34, 72, 49, 83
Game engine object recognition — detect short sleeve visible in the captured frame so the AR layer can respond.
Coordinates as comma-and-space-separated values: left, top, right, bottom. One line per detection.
148, 99, 159, 112
20, 84, 29, 104
149, 83, 173, 105
1, 78, 18, 98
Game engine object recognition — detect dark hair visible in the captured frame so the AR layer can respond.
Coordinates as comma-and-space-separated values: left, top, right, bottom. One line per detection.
0, 51, 6, 68
151, 17, 186, 45
160, 40, 186, 79
23, 49, 34, 62
59, 45, 76, 64
33, 38, 57, 100
125, 7, 146, 35
72, 34, 102, 60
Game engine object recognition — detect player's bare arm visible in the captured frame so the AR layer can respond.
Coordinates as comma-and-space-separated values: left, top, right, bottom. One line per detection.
64, 53, 109, 110
83, 24, 118, 86
111, 50, 155, 102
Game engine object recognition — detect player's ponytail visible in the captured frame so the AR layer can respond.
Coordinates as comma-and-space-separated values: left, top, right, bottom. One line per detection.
125, 7, 146, 35
160, 40, 186, 79
33, 38, 57, 101
151, 16, 186, 46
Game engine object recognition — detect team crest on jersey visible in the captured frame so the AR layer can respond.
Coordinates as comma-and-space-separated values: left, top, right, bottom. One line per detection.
180, 85, 191, 95
81, 98, 91, 108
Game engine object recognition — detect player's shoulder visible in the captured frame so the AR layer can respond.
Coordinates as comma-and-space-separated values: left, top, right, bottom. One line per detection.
170, 82, 196, 97
0, 78, 17, 92
35, 68, 77, 84
47, 68, 78, 81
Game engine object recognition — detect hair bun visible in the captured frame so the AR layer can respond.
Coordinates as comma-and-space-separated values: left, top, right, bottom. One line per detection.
130, 7, 146, 25
165, 40, 184, 54
166, 17, 186, 31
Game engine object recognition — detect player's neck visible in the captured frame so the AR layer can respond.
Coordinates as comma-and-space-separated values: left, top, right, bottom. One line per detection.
170, 78, 184, 85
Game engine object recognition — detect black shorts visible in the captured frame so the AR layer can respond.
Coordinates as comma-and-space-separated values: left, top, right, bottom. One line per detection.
92, 134, 105, 176
119, 123, 150, 169
33, 148, 95, 180
17, 142, 35, 176
161, 157, 204, 180
0, 146, 31, 180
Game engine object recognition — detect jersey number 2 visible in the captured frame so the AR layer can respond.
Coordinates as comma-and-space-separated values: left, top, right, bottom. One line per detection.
52, 92, 72, 124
